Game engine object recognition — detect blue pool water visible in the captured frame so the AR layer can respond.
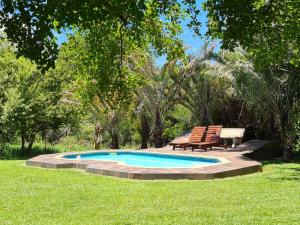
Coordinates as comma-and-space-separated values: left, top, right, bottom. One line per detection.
63, 151, 220, 168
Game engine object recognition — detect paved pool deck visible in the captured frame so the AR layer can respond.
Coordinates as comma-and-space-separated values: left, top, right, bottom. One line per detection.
26, 145, 262, 180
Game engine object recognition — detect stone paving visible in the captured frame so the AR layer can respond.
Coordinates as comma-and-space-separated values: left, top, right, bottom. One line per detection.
27, 144, 262, 180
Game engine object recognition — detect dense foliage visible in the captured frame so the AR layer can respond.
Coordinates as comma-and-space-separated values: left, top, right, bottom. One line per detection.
0, 1, 300, 159
0, 0, 201, 71
0, 38, 80, 154
204, 0, 300, 68
204, 0, 300, 158
1, 35, 300, 156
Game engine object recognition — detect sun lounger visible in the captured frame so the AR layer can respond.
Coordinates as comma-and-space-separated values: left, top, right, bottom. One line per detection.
169, 126, 206, 150
189, 125, 223, 151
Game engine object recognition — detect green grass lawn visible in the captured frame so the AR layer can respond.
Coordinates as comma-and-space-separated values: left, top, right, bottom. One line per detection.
0, 160, 299, 225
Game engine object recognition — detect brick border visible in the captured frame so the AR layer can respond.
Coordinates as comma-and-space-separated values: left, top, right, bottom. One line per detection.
26, 149, 262, 180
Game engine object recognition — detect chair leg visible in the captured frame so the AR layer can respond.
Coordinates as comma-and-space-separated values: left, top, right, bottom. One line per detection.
173, 145, 175, 150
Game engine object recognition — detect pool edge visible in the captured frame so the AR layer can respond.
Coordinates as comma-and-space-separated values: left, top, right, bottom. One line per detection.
26, 150, 262, 180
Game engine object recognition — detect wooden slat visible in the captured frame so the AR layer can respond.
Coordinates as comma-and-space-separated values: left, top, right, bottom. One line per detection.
189, 126, 206, 143
204, 125, 223, 142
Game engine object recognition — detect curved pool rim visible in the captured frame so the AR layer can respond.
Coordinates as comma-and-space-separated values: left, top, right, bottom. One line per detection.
26, 149, 262, 180
61, 150, 227, 169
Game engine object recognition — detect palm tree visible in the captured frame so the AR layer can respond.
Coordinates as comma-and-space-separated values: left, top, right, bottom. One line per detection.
129, 50, 185, 148
137, 63, 183, 147
221, 48, 300, 160
174, 44, 232, 126
131, 44, 225, 148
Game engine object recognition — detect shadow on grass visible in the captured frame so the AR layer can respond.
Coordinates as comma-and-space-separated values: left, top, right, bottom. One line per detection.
261, 152, 300, 182
261, 152, 300, 166
266, 167, 300, 182
0, 145, 60, 160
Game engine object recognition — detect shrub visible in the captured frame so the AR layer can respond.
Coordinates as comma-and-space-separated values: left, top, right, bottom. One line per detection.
293, 120, 300, 152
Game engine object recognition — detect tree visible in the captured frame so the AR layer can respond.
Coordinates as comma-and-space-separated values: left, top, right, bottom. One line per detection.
130, 46, 227, 148
0, 1, 203, 149
163, 105, 193, 142
204, 0, 300, 68
138, 108, 151, 149
221, 48, 300, 159
0, 0, 201, 71
71, 31, 144, 149
138, 70, 179, 148
204, 0, 300, 159
132, 54, 185, 148
0, 39, 80, 154
91, 95, 126, 149
178, 44, 231, 126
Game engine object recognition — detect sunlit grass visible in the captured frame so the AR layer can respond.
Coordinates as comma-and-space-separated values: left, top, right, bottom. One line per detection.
0, 160, 299, 225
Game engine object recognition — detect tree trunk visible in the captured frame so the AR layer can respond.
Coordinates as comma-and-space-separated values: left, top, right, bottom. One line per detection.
44, 137, 47, 151
153, 111, 164, 148
110, 133, 119, 149
21, 134, 25, 153
202, 87, 212, 126
280, 112, 292, 161
202, 107, 211, 126
283, 146, 292, 161
94, 123, 102, 150
26, 135, 36, 155
153, 128, 163, 148
140, 112, 150, 149
281, 128, 292, 161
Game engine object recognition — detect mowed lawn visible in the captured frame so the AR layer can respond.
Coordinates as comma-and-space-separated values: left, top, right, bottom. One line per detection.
0, 160, 300, 225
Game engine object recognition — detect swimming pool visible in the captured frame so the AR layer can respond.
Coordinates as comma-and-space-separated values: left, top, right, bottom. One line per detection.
63, 151, 221, 168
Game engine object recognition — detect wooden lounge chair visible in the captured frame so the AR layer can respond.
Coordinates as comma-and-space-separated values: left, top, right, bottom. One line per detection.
169, 126, 206, 150
189, 125, 223, 151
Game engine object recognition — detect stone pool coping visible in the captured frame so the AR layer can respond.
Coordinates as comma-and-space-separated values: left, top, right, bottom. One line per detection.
26, 148, 262, 180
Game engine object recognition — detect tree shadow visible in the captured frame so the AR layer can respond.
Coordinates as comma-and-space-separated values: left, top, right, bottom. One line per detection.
266, 167, 300, 182
0, 145, 60, 160
262, 153, 300, 182
261, 153, 300, 166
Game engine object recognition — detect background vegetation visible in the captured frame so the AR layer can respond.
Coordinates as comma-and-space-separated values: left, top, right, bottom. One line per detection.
0, 0, 299, 160
0, 37, 299, 159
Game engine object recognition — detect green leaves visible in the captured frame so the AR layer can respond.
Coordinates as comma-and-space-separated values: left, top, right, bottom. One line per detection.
204, 0, 300, 69
0, 39, 81, 151
0, 0, 202, 71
